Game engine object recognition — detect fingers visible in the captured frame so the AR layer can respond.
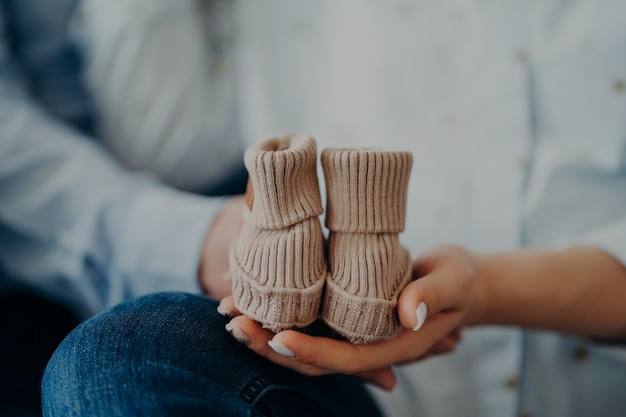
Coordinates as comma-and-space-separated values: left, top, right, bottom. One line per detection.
398, 254, 473, 330
356, 367, 397, 391
218, 245, 475, 381
270, 309, 462, 373
222, 306, 462, 385
271, 330, 366, 372
226, 315, 333, 377
223, 311, 399, 390
218, 301, 375, 373
217, 295, 240, 318
422, 327, 462, 357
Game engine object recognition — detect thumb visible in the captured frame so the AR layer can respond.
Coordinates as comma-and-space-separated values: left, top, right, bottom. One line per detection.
397, 262, 468, 331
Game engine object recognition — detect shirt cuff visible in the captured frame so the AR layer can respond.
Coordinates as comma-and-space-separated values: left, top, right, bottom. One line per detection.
111, 180, 225, 303
554, 215, 626, 268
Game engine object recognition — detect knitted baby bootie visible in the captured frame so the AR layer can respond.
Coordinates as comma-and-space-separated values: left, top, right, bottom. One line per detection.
230, 135, 327, 332
321, 148, 413, 344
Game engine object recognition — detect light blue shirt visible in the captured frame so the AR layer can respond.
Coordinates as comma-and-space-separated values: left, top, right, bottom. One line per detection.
235, 1, 626, 416
1, 1, 624, 416
0, 0, 242, 317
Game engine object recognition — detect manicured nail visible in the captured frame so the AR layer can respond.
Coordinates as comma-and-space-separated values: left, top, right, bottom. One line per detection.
225, 323, 251, 347
413, 302, 428, 331
217, 305, 232, 317
268, 340, 296, 358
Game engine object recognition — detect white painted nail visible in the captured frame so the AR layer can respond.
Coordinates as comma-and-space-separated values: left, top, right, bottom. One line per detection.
217, 305, 231, 317
413, 302, 428, 331
225, 324, 251, 347
268, 340, 296, 358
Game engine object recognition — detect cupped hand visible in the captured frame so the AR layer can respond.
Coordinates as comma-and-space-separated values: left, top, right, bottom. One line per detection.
217, 244, 483, 390
397, 244, 485, 332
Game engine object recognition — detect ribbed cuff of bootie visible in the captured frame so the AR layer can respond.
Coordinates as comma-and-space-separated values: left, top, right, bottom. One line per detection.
321, 148, 412, 233
245, 135, 323, 229
230, 247, 326, 332
230, 216, 328, 332
322, 273, 409, 344
322, 233, 413, 344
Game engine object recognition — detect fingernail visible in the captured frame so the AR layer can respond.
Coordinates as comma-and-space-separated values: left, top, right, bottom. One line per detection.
413, 302, 428, 331
217, 305, 232, 317
222, 271, 231, 281
225, 323, 251, 347
268, 340, 296, 358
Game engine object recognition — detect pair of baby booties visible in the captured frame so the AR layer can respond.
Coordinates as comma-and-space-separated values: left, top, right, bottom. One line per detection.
229, 134, 412, 344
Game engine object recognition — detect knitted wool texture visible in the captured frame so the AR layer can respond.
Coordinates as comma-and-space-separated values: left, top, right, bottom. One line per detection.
230, 135, 327, 332
321, 148, 413, 344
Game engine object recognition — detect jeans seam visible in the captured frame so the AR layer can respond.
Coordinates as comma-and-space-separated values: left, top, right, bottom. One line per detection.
240, 374, 340, 415
240, 375, 276, 405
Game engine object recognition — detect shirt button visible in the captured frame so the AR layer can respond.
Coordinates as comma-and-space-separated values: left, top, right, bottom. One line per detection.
449, 7, 466, 24
289, 18, 312, 35
511, 155, 528, 171
436, 204, 450, 223
396, 3, 414, 18
444, 112, 461, 129
573, 344, 589, 363
578, 149, 593, 164
136, 100, 150, 117
74, 7, 84, 22
504, 374, 518, 390
131, 1, 144, 15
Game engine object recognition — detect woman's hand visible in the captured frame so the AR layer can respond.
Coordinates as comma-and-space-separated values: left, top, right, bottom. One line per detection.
218, 244, 485, 390
218, 242, 626, 389
398, 244, 486, 331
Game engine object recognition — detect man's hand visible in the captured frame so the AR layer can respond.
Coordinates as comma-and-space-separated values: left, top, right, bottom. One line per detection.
199, 195, 246, 299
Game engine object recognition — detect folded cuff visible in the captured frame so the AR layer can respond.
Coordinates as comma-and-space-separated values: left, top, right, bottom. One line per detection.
322, 148, 412, 233
322, 271, 409, 344
323, 242, 413, 344
244, 135, 323, 229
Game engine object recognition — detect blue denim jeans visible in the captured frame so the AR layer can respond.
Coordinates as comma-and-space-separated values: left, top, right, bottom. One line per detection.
41, 292, 383, 417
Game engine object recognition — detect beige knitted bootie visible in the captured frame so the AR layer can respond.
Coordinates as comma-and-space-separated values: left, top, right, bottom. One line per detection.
321, 148, 413, 344
230, 135, 327, 332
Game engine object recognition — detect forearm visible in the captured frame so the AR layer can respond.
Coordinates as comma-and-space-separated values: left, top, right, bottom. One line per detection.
472, 246, 626, 339
0, 79, 221, 315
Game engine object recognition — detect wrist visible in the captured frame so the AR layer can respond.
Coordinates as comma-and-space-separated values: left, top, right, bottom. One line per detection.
465, 251, 500, 327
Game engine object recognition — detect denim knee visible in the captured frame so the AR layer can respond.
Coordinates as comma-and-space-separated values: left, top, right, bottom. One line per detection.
42, 292, 263, 416
42, 292, 381, 417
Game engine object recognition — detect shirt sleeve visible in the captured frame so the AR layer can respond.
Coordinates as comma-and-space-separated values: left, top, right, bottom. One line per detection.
70, 0, 242, 192
0, 37, 225, 319
558, 216, 626, 271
